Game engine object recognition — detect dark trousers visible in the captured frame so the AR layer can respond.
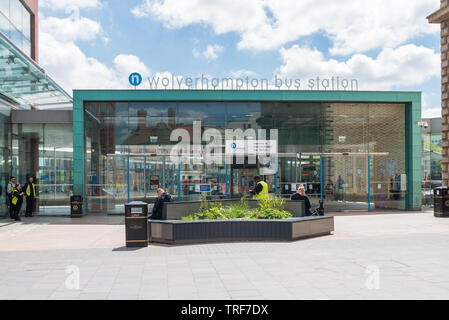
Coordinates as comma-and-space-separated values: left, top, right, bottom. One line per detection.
25, 197, 34, 216
12, 205, 21, 220
8, 195, 13, 219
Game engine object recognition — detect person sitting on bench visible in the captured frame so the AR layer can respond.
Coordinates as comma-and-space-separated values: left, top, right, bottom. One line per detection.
149, 188, 172, 220
291, 185, 312, 216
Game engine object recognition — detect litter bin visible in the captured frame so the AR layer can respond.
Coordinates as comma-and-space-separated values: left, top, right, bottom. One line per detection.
434, 187, 449, 217
125, 201, 149, 247
70, 195, 83, 218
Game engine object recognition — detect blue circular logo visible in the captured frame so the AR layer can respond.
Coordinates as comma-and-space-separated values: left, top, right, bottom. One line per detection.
129, 72, 142, 86
231, 142, 237, 149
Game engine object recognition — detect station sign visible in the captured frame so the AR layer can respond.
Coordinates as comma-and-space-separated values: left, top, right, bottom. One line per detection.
195, 184, 211, 192
225, 140, 245, 155
225, 140, 277, 155
247, 140, 277, 155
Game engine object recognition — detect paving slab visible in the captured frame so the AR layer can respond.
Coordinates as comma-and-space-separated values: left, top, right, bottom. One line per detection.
1, 211, 449, 299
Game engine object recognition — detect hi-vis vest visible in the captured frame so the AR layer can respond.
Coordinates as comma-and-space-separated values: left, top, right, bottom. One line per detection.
26, 183, 36, 197
11, 190, 19, 205
253, 181, 269, 200
7, 182, 14, 195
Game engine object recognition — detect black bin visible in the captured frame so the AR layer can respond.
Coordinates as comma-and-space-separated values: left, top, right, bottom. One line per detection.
125, 201, 149, 247
70, 195, 83, 218
434, 187, 449, 217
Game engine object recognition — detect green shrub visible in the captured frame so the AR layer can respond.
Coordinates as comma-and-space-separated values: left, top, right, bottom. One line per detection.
248, 208, 292, 220
181, 196, 293, 221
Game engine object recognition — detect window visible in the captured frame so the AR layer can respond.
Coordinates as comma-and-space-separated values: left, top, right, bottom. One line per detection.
0, 0, 32, 57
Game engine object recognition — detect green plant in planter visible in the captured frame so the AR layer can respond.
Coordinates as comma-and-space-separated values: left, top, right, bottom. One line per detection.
249, 197, 292, 220
248, 207, 292, 220
224, 196, 249, 218
181, 195, 292, 221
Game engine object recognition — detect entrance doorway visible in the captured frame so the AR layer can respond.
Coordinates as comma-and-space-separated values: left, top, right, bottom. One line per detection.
277, 152, 398, 212
128, 155, 177, 202
229, 156, 276, 199
87, 154, 177, 213
322, 154, 370, 211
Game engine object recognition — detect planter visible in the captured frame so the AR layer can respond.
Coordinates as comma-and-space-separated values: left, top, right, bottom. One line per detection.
162, 199, 305, 220
148, 216, 333, 245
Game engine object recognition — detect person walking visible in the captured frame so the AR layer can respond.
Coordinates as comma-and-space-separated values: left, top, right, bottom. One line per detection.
22, 177, 36, 217
325, 180, 335, 201
6, 177, 16, 219
10, 184, 24, 221
250, 176, 269, 200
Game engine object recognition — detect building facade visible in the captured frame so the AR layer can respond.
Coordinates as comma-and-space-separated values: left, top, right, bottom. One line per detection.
422, 118, 443, 206
0, 0, 37, 61
428, 1, 449, 187
73, 90, 422, 214
0, 0, 72, 215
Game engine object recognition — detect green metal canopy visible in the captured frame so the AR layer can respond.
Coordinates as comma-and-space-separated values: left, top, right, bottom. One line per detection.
0, 32, 72, 107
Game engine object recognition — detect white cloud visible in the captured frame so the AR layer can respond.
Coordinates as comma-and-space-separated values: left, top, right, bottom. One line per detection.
39, 14, 150, 92
131, 0, 439, 54
203, 44, 223, 60
192, 48, 200, 58
192, 44, 224, 60
230, 69, 257, 78
278, 44, 440, 90
40, 32, 122, 91
113, 54, 151, 78
40, 0, 102, 11
40, 16, 102, 42
422, 92, 441, 118
38, 6, 145, 94
423, 107, 441, 118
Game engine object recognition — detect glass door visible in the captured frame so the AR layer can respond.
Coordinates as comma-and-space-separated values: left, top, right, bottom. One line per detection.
129, 156, 146, 201
323, 155, 369, 212
128, 155, 178, 202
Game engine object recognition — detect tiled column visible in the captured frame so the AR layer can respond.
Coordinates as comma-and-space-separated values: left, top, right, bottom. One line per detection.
442, 20, 449, 186
428, 0, 449, 186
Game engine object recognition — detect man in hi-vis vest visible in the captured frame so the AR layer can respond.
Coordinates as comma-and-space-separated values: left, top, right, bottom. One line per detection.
6, 177, 16, 219
22, 177, 36, 217
251, 176, 269, 200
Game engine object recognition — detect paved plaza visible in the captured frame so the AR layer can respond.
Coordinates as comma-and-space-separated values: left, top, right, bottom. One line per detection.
0, 210, 449, 300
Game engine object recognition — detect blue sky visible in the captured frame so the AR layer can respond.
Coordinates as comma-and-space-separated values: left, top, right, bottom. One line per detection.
38, 0, 442, 117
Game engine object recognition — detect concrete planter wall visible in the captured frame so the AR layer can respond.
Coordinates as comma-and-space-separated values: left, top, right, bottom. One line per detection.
162, 199, 305, 220
148, 216, 333, 245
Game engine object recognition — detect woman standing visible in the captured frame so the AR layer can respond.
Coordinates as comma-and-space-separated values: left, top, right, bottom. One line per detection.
10, 184, 24, 221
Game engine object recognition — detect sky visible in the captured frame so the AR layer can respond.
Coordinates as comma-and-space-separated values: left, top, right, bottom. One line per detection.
38, 0, 442, 118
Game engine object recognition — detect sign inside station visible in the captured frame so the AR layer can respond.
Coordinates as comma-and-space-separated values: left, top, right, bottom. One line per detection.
195, 184, 212, 193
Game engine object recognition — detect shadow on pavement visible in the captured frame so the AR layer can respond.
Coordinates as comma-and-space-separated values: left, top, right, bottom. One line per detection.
112, 246, 146, 251
0, 214, 125, 226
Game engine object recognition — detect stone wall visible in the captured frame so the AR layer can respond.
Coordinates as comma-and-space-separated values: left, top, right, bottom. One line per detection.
428, 0, 449, 186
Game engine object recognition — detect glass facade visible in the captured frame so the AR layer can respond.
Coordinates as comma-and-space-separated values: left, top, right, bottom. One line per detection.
10, 123, 73, 214
422, 118, 442, 206
84, 101, 408, 213
0, 0, 31, 57
0, 110, 74, 217
0, 100, 12, 216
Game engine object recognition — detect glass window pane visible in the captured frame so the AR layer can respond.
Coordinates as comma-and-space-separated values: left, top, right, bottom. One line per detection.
0, 12, 11, 39
22, 4, 30, 39
0, 0, 10, 20
22, 36, 30, 56
9, 0, 22, 32
9, 24, 22, 50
